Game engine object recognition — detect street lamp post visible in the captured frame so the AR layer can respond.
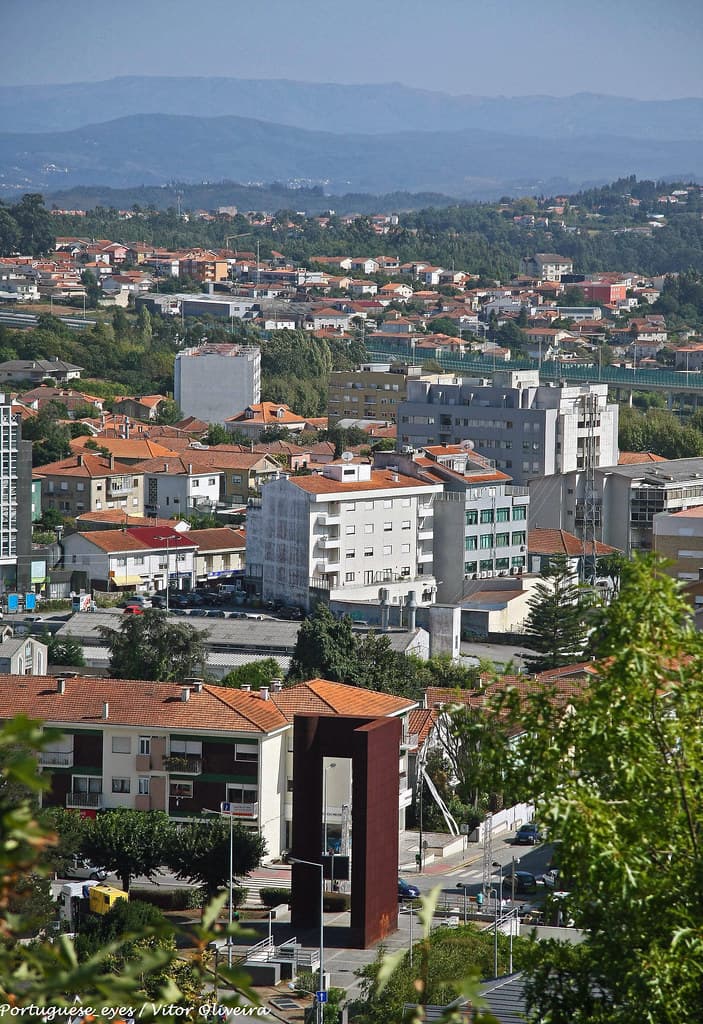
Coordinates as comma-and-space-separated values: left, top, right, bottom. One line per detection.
323, 762, 337, 854
289, 857, 325, 1024
492, 861, 503, 978
204, 805, 236, 968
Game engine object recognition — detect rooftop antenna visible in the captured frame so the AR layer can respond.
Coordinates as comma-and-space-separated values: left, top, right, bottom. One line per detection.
341, 450, 354, 462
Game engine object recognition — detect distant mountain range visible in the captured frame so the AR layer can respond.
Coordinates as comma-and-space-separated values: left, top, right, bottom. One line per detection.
0, 76, 701, 199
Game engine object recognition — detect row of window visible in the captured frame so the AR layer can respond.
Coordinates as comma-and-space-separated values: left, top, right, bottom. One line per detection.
466, 506, 527, 525
111, 735, 257, 761
344, 568, 412, 583
345, 520, 412, 535
344, 542, 412, 559
464, 556, 526, 573
465, 531, 526, 550
335, 498, 414, 512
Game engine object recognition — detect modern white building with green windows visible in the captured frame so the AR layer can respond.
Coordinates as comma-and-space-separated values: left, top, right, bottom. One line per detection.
376, 445, 530, 605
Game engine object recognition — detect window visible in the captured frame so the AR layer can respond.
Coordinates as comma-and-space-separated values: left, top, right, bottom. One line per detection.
111, 778, 130, 793
401, 520, 411, 530
111, 736, 131, 754
512, 531, 526, 546
76, 482, 85, 492
170, 739, 202, 755
232, 474, 242, 484
480, 534, 493, 549
234, 743, 258, 762
495, 532, 509, 547
346, 548, 355, 558
513, 506, 527, 521
208, 478, 216, 485
170, 781, 193, 799
138, 736, 151, 755
345, 571, 355, 582
138, 777, 150, 795
364, 546, 374, 557
383, 544, 392, 555
347, 501, 356, 512
192, 479, 199, 488
496, 557, 509, 570
401, 566, 411, 577
364, 524, 374, 534
383, 522, 392, 531
512, 555, 526, 567
480, 509, 493, 524
364, 501, 374, 510
464, 561, 477, 574
226, 784, 257, 806
401, 543, 410, 553
73, 776, 102, 794
479, 558, 494, 571
465, 535, 477, 550
496, 507, 510, 522
346, 525, 356, 535
383, 499, 393, 509
465, 509, 478, 526
401, 498, 411, 507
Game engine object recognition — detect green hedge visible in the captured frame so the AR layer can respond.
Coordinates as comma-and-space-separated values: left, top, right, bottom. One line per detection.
323, 892, 350, 912
259, 887, 291, 908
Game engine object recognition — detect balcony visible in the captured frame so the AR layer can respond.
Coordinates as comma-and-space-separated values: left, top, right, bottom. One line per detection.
317, 512, 341, 529
66, 791, 102, 809
400, 733, 419, 750
317, 534, 340, 549
163, 754, 203, 775
38, 750, 73, 768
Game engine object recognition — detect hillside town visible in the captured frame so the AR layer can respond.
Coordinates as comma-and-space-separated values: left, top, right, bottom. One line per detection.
1, 181, 702, 1023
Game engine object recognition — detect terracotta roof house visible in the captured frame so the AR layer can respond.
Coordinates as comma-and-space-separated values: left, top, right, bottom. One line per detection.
187, 526, 247, 582
0, 673, 417, 857
69, 435, 179, 465
34, 453, 144, 517
113, 395, 169, 421
225, 402, 308, 441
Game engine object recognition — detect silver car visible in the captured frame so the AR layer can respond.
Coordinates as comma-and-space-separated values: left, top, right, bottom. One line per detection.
64, 856, 109, 881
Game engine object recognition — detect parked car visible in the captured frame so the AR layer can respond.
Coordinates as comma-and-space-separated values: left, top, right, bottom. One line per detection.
541, 868, 560, 888
123, 604, 144, 615
502, 870, 537, 895
64, 857, 109, 881
398, 878, 420, 900
515, 822, 542, 845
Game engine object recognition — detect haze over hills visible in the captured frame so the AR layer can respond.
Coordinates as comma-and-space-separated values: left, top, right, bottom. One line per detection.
1, 76, 702, 139
0, 76, 701, 200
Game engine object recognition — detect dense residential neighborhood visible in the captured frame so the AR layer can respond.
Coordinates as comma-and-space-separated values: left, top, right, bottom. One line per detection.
1, 172, 702, 1023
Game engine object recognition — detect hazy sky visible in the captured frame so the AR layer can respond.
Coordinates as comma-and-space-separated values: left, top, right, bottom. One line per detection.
4, 0, 702, 98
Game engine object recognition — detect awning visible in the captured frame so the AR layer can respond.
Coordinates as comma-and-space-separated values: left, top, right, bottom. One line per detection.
109, 574, 143, 587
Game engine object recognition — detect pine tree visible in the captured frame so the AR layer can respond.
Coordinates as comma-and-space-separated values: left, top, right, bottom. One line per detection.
523, 554, 591, 672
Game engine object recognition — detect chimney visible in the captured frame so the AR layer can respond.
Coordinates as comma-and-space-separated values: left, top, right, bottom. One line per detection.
77, 453, 84, 466
188, 463, 193, 474
163, 462, 169, 472
241, 684, 251, 692
102, 701, 109, 719
186, 677, 204, 693
259, 686, 270, 701
109, 453, 115, 470
56, 677, 66, 694
270, 678, 283, 693
699, 567, 703, 582
181, 686, 191, 702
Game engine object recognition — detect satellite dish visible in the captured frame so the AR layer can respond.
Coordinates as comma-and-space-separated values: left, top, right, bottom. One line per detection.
341, 451, 354, 462
460, 440, 475, 450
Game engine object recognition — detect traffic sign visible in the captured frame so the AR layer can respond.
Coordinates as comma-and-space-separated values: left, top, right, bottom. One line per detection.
220, 801, 234, 814
316, 991, 327, 1003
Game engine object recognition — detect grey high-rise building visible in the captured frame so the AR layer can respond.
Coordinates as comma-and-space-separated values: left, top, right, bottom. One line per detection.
397, 370, 618, 486
0, 397, 29, 592
174, 344, 261, 425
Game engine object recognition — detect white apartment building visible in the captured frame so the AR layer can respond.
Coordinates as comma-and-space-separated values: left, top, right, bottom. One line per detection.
174, 344, 261, 425
246, 460, 442, 610
134, 456, 223, 518
398, 370, 619, 485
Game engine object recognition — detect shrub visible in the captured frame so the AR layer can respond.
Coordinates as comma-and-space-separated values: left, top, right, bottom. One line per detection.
323, 892, 350, 912
259, 886, 291, 908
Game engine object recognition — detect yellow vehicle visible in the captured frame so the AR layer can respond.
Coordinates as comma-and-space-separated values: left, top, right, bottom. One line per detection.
88, 884, 128, 915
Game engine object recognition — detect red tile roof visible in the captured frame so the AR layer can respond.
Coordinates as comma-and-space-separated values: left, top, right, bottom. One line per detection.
528, 528, 619, 557
618, 451, 667, 465
271, 678, 415, 719
291, 469, 432, 495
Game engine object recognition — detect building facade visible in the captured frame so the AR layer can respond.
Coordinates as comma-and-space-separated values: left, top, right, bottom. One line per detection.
0, 674, 417, 858
397, 370, 618, 485
328, 362, 424, 426
174, 344, 261, 426
34, 453, 144, 519
62, 526, 197, 593
246, 460, 442, 610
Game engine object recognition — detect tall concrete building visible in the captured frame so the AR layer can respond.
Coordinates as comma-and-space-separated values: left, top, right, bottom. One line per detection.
0, 397, 30, 593
328, 362, 424, 426
174, 344, 261, 426
397, 370, 618, 485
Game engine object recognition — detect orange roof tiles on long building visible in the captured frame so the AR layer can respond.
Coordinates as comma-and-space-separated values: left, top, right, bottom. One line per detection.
271, 678, 416, 719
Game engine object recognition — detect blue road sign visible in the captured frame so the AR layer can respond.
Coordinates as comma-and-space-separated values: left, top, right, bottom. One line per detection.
316, 992, 327, 1004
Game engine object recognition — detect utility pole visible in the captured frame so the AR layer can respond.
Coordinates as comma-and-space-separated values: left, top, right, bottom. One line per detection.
482, 812, 493, 901
580, 392, 599, 583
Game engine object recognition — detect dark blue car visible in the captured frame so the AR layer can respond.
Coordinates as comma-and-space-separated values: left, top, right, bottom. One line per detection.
398, 878, 420, 900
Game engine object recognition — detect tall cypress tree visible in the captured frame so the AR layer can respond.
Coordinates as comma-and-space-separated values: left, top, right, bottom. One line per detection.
523, 554, 591, 672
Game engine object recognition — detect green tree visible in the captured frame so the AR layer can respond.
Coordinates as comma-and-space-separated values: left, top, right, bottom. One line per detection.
98, 609, 207, 680
41, 630, 86, 666
155, 398, 181, 424
204, 423, 230, 446
11, 193, 54, 255
287, 603, 357, 682
513, 556, 703, 1024
522, 555, 592, 672
168, 816, 266, 901
0, 207, 20, 256
219, 657, 284, 689
81, 808, 175, 892
22, 400, 72, 466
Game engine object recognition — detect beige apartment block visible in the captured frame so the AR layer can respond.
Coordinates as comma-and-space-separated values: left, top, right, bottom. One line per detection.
653, 505, 703, 579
